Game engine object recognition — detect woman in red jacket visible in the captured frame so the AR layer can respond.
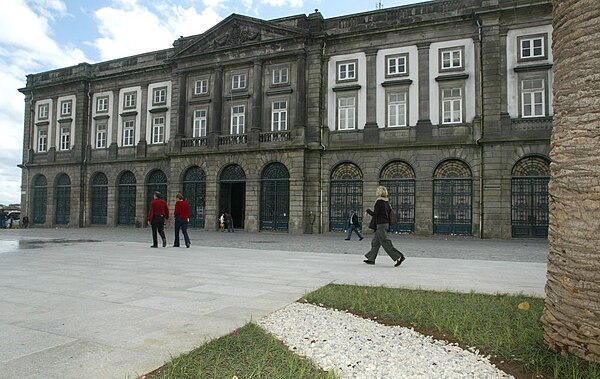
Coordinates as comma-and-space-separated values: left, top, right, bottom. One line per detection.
173, 193, 191, 248
147, 191, 169, 248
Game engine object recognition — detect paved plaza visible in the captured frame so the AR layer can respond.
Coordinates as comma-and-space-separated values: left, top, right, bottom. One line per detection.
0, 227, 548, 379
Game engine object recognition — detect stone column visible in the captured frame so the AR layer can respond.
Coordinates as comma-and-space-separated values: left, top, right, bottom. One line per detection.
249, 60, 263, 147
416, 42, 432, 140
209, 66, 223, 148
363, 48, 379, 144
295, 51, 307, 137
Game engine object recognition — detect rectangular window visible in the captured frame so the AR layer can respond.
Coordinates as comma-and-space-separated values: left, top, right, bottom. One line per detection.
520, 36, 545, 59
442, 88, 463, 124
153, 88, 166, 105
337, 97, 356, 130
232, 74, 246, 90
60, 127, 70, 150
124, 92, 136, 109
271, 101, 288, 131
337, 62, 356, 81
38, 129, 47, 152
60, 100, 72, 116
96, 124, 107, 148
193, 109, 207, 137
152, 116, 165, 144
522, 79, 545, 117
387, 55, 407, 76
388, 92, 407, 127
230, 105, 245, 134
123, 120, 134, 146
272, 67, 289, 84
97, 97, 108, 112
38, 104, 49, 119
194, 79, 208, 95
441, 49, 463, 70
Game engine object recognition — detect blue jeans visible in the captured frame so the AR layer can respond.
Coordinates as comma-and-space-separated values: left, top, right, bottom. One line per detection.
174, 218, 190, 247
346, 224, 363, 240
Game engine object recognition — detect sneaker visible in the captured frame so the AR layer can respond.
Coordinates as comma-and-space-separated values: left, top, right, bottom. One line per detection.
363, 259, 375, 265
162, 239, 167, 247
394, 255, 406, 267
186, 243, 190, 248
344, 238, 350, 241
359, 237, 364, 241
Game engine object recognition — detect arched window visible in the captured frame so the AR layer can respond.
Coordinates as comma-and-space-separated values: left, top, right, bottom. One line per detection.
433, 160, 472, 235
260, 162, 290, 231
380, 161, 415, 233
91, 172, 108, 225
329, 163, 363, 231
118, 171, 136, 225
32, 175, 47, 224
183, 166, 206, 228
55, 174, 71, 225
511, 156, 550, 237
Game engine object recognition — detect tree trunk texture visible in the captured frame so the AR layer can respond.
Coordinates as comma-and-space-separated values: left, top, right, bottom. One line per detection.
542, 0, 600, 362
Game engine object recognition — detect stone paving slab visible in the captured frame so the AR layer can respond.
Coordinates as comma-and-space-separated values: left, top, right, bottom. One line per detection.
0, 230, 547, 379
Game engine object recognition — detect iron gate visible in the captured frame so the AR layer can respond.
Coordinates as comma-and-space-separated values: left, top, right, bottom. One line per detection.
32, 175, 47, 224
146, 170, 168, 215
511, 156, 550, 237
329, 163, 363, 231
260, 163, 289, 231
380, 161, 415, 233
91, 172, 108, 224
55, 174, 71, 225
118, 171, 136, 225
433, 160, 472, 235
183, 166, 206, 228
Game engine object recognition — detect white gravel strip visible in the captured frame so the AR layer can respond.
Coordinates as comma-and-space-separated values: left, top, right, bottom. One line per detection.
257, 302, 514, 379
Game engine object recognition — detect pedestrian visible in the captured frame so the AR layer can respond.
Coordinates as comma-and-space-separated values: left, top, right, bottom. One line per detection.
363, 185, 405, 267
226, 212, 234, 232
219, 214, 225, 231
173, 193, 191, 248
22, 216, 29, 228
345, 209, 364, 241
147, 191, 169, 248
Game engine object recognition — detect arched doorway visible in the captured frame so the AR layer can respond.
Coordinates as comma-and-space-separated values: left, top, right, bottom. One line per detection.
146, 170, 168, 215
55, 173, 71, 225
183, 166, 206, 228
329, 163, 363, 231
118, 171, 136, 225
380, 161, 415, 233
433, 160, 472, 235
260, 162, 290, 231
91, 172, 108, 225
32, 175, 47, 224
219, 165, 246, 229
511, 156, 550, 237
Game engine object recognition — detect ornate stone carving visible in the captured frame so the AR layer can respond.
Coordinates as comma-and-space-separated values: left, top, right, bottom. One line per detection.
215, 21, 260, 47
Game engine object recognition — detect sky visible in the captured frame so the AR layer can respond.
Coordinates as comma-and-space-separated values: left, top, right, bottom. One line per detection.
0, 0, 422, 206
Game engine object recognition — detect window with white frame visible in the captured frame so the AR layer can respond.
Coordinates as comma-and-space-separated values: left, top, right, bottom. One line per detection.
38, 129, 47, 152
388, 92, 407, 127
440, 48, 463, 70
194, 79, 208, 95
337, 61, 356, 81
230, 105, 245, 134
60, 100, 72, 116
337, 96, 356, 130
442, 88, 463, 124
122, 120, 134, 146
96, 97, 108, 112
519, 35, 546, 60
521, 78, 545, 117
193, 109, 207, 137
152, 116, 165, 144
271, 101, 288, 131
124, 92, 136, 109
96, 124, 107, 148
387, 55, 408, 76
153, 87, 166, 105
38, 104, 49, 119
60, 127, 70, 150
232, 74, 246, 90
272, 67, 289, 85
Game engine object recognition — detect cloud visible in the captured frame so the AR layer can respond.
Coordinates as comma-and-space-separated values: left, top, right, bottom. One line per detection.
259, 0, 303, 6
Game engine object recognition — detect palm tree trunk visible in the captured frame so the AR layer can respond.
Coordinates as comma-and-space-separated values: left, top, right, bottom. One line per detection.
542, 0, 600, 362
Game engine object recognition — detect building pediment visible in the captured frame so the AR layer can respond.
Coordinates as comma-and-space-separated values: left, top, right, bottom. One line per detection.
172, 14, 308, 59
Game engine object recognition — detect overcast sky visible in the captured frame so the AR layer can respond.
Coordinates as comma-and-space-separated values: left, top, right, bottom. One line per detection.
0, 0, 421, 205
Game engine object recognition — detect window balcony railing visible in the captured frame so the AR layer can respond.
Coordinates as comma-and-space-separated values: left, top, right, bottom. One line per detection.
181, 137, 207, 147
219, 134, 247, 146
259, 130, 291, 142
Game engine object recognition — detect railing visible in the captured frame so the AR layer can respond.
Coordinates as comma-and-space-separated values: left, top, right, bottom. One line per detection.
259, 131, 291, 142
511, 117, 553, 132
181, 137, 207, 147
219, 134, 247, 146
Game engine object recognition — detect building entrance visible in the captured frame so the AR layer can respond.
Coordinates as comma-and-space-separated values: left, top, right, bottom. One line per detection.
219, 164, 246, 229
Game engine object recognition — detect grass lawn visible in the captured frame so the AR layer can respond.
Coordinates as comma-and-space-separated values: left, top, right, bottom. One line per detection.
145, 284, 599, 379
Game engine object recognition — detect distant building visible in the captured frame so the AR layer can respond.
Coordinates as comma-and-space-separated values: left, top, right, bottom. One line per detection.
18, 0, 553, 238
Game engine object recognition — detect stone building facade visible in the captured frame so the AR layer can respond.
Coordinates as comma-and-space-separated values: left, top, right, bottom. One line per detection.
18, 0, 553, 238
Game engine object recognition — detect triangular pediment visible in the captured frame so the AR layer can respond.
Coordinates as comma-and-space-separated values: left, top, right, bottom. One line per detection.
172, 14, 308, 58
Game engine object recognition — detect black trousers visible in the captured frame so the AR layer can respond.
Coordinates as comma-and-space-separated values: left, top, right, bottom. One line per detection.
151, 216, 166, 247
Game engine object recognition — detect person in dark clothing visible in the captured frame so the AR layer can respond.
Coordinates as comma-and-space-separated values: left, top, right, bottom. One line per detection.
345, 210, 363, 241
173, 193, 191, 248
225, 212, 234, 232
364, 185, 405, 267
147, 191, 169, 248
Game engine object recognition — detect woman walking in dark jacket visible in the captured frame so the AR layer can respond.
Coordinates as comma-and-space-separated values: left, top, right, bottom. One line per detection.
364, 185, 406, 267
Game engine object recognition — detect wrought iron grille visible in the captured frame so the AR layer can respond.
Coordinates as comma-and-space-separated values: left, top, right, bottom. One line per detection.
433, 160, 472, 235
380, 161, 415, 233
330, 163, 363, 231
183, 166, 206, 228
220, 164, 246, 181
118, 171, 136, 225
55, 174, 71, 225
260, 163, 290, 231
511, 156, 550, 237
146, 170, 168, 215
91, 172, 108, 224
32, 175, 47, 224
